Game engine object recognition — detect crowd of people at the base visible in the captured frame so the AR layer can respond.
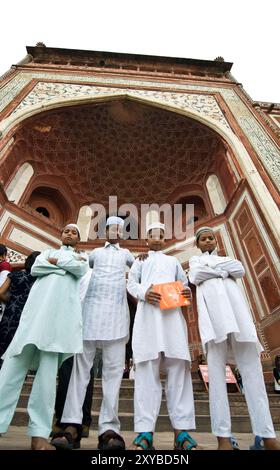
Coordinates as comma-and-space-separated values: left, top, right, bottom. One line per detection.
0, 221, 279, 451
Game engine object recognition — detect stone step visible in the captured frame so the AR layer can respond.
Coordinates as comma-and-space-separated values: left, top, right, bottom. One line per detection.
17, 394, 280, 415
17, 377, 280, 432
94, 398, 280, 417
11, 409, 280, 432
21, 378, 276, 395
20, 379, 279, 398
79, 378, 276, 393
21, 382, 207, 394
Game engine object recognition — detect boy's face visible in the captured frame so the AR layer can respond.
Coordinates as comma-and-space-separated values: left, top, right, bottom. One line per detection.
197, 231, 217, 253
106, 224, 122, 243
61, 226, 80, 247
147, 228, 165, 251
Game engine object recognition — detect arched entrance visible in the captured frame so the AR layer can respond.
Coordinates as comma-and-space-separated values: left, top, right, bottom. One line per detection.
0, 96, 279, 361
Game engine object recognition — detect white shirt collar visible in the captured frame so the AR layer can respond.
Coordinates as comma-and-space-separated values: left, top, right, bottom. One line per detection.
61, 245, 74, 251
105, 241, 120, 250
148, 250, 162, 255
201, 248, 218, 256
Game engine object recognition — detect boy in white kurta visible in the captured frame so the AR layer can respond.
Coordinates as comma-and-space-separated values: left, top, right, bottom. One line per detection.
0, 224, 88, 450
188, 226, 280, 450
53, 217, 135, 450
127, 223, 196, 450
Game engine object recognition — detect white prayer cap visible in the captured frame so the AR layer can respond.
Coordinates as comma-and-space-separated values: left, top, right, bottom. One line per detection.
106, 216, 124, 227
63, 223, 81, 238
195, 226, 214, 241
146, 222, 165, 235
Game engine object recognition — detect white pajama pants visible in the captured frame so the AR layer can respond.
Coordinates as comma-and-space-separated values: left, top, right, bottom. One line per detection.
134, 355, 196, 432
61, 338, 126, 436
207, 337, 276, 438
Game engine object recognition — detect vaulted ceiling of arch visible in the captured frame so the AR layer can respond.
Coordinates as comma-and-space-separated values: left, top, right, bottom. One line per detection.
12, 100, 226, 205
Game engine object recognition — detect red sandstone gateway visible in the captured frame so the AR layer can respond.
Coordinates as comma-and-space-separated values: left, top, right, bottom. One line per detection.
0, 44, 279, 373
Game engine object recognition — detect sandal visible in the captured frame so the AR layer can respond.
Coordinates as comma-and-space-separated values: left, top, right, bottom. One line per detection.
249, 436, 264, 450
230, 436, 240, 450
133, 432, 155, 450
174, 431, 197, 450
51, 431, 80, 450
98, 430, 126, 450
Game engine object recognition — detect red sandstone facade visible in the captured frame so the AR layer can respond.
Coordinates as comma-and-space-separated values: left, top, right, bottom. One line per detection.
0, 45, 279, 367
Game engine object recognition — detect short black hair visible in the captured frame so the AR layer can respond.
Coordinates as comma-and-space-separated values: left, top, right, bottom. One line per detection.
24, 251, 41, 273
0, 244, 7, 256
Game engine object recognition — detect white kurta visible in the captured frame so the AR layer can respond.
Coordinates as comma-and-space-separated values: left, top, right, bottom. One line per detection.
127, 251, 191, 364
188, 250, 263, 358
79, 268, 93, 304
83, 242, 134, 341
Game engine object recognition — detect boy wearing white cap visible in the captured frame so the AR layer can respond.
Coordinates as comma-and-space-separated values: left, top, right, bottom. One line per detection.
0, 224, 88, 450
127, 222, 197, 450
53, 217, 135, 450
188, 227, 280, 450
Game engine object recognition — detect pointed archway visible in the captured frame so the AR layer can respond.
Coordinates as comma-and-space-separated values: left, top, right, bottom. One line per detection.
1, 96, 279, 361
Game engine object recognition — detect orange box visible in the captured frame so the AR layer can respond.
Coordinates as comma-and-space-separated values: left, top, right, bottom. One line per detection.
153, 281, 191, 310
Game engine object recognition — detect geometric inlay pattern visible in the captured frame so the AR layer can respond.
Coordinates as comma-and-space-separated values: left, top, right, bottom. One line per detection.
12, 81, 230, 129
6, 101, 225, 205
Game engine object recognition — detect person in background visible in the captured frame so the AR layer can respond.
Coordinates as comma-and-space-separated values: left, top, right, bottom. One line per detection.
0, 271, 10, 324
52, 268, 94, 444
234, 367, 243, 394
0, 252, 41, 363
0, 245, 11, 273
273, 355, 280, 394
197, 354, 206, 381
0, 244, 12, 323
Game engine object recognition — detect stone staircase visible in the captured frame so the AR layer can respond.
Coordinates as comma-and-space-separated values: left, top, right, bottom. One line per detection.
12, 373, 280, 432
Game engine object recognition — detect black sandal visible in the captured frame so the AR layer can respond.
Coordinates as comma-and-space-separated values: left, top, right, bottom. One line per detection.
98, 430, 126, 450
51, 431, 80, 450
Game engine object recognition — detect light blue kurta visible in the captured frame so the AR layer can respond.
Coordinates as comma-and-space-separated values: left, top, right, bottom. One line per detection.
3, 245, 88, 369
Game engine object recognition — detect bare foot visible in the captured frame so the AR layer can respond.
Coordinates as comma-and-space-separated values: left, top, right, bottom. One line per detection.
129, 444, 144, 450
263, 438, 280, 450
217, 437, 233, 450
31, 437, 56, 450
129, 438, 147, 450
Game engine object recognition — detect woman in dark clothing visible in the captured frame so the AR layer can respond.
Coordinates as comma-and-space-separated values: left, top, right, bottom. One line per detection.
0, 251, 40, 359
273, 355, 280, 394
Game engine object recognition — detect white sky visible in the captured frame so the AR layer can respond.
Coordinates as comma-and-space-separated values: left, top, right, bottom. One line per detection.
1, 0, 279, 103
